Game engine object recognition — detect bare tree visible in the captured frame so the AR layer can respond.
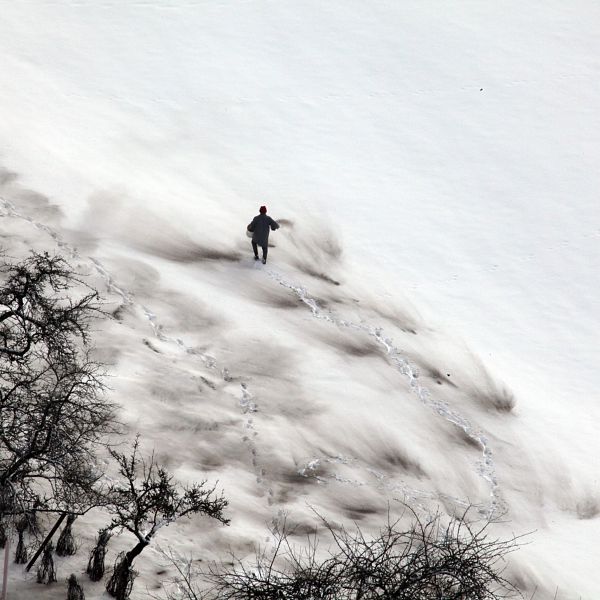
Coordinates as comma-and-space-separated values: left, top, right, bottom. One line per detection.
0, 252, 116, 521
105, 437, 229, 600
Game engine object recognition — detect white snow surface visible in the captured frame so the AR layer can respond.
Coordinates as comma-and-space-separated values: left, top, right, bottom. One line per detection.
0, 1, 599, 598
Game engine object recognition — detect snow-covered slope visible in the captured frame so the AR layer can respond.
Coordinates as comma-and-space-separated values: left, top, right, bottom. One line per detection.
1, 2, 599, 598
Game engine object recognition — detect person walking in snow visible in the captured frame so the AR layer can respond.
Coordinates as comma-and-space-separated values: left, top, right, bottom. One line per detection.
247, 205, 279, 264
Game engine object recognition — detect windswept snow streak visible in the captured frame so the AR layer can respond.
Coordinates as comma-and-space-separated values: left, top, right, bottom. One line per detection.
86, 269, 276, 503
0, 197, 275, 507
0, 196, 499, 517
297, 452, 469, 516
267, 267, 502, 517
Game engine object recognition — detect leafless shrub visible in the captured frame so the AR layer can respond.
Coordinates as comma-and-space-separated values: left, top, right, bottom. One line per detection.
37, 541, 57, 584
56, 514, 78, 556
160, 508, 524, 600
150, 547, 208, 600
26, 500, 43, 536
87, 527, 112, 581
14, 516, 28, 564
67, 573, 85, 600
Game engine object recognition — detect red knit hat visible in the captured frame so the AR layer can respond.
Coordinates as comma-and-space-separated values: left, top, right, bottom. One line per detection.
259, 205, 267, 213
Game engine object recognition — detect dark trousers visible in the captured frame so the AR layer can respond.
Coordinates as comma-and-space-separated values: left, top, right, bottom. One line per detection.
252, 241, 268, 260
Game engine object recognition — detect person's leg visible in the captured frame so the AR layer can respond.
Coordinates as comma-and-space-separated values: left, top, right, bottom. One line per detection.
262, 245, 268, 263
252, 241, 259, 259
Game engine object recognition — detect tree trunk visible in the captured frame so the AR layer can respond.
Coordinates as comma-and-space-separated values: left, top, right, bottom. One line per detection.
124, 540, 147, 565
106, 540, 147, 600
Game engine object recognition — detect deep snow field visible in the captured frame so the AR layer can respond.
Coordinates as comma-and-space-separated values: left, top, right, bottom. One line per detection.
1, 1, 599, 598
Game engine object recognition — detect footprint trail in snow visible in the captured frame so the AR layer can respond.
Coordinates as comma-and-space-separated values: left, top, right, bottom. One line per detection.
0, 196, 501, 518
0, 197, 275, 508
266, 265, 502, 518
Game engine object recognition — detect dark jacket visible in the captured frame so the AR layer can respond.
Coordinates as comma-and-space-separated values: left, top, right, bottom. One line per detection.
248, 214, 279, 247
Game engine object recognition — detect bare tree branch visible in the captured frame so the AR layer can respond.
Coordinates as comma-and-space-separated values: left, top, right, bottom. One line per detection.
105, 437, 229, 600
0, 252, 117, 523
